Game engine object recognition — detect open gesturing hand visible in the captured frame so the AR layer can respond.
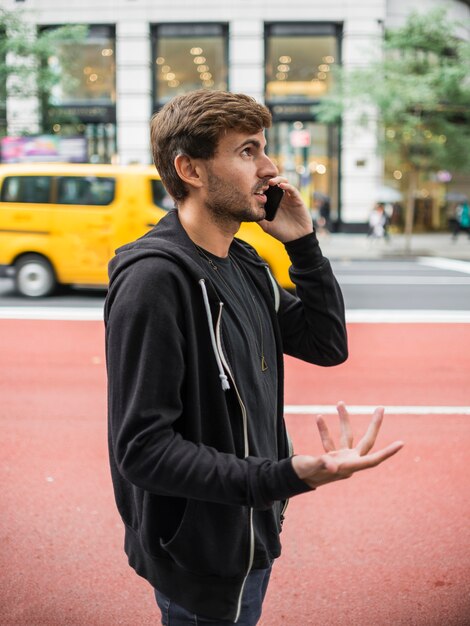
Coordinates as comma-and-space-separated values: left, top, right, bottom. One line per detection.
291, 402, 404, 489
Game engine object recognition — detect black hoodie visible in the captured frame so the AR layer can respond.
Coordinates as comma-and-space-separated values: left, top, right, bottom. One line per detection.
104, 210, 347, 622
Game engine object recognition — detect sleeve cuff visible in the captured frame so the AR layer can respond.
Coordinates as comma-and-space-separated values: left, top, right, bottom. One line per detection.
261, 457, 313, 505
283, 456, 315, 495
284, 232, 324, 270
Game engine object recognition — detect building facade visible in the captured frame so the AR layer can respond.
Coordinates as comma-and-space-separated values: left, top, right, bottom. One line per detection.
2, 0, 469, 229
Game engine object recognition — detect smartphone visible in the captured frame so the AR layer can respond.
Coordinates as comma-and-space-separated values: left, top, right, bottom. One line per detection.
264, 185, 284, 221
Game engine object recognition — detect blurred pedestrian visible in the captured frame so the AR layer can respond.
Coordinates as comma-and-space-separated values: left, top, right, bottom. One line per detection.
105, 89, 404, 626
313, 191, 331, 234
451, 200, 470, 240
368, 202, 390, 241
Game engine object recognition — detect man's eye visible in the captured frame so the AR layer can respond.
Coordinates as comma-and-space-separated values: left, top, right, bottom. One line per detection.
241, 148, 253, 157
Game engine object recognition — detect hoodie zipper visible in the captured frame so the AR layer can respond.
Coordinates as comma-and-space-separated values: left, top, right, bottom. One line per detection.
264, 264, 288, 527
215, 304, 254, 623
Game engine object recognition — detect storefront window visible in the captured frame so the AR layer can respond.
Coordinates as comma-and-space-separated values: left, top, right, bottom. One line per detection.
48, 25, 116, 106
266, 120, 339, 223
265, 24, 341, 225
41, 25, 116, 163
152, 24, 228, 106
265, 24, 339, 103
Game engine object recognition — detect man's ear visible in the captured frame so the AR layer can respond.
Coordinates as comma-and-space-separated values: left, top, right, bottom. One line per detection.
174, 154, 205, 190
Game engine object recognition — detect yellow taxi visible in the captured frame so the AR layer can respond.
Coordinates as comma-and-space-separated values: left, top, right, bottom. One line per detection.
0, 163, 293, 296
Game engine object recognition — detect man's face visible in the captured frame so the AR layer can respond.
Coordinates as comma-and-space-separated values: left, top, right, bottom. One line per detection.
202, 129, 278, 225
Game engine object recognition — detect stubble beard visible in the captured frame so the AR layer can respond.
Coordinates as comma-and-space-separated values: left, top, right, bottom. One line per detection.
204, 170, 263, 226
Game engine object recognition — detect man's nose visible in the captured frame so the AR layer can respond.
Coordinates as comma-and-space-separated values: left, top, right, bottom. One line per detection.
258, 153, 278, 179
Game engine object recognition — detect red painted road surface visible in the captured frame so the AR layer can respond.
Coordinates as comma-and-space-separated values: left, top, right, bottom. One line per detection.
1, 320, 469, 625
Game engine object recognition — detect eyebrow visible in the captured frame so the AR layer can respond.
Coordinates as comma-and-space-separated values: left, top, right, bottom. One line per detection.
235, 138, 264, 151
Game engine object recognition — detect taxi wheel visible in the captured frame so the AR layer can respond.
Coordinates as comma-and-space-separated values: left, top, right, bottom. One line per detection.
15, 255, 56, 298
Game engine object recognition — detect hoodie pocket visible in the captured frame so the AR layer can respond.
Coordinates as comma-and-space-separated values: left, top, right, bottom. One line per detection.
159, 499, 249, 578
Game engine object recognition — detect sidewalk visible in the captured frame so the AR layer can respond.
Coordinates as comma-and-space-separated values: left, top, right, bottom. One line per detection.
317, 232, 470, 261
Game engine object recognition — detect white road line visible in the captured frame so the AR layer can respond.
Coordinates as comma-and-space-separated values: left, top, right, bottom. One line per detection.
0, 307, 104, 320
284, 405, 470, 415
337, 275, 470, 284
0, 307, 470, 322
334, 262, 420, 269
345, 309, 470, 323
418, 257, 470, 274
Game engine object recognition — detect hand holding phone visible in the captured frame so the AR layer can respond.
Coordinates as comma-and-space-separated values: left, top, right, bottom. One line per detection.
264, 185, 284, 221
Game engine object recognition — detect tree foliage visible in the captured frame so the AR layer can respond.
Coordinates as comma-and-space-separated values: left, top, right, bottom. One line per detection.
316, 9, 470, 171
315, 8, 470, 239
0, 7, 87, 130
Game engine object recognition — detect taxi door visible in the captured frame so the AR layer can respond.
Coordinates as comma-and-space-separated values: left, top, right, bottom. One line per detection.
0, 174, 53, 263
51, 175, 115, 285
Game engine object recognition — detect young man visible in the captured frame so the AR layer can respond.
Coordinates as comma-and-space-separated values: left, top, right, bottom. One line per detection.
105, 90, 403, 626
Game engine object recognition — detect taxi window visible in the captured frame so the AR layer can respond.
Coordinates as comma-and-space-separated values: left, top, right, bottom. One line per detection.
151, 179, 174, 210
57, 176, 115, 206
0, 176, 52, 203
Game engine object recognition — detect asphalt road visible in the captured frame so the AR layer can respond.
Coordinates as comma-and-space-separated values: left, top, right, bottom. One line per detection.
334, 258, 470, 310
1, 258, 470, 311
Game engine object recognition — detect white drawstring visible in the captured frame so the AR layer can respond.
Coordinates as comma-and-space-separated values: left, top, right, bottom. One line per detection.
265, 266, 280, 313
199, 279, 230, 391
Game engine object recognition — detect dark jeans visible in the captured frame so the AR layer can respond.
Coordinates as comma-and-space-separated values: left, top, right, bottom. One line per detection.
154, 566, 272, 626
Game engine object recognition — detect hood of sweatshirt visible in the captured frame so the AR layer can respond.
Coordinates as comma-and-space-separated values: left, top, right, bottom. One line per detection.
108, 209, 268, 296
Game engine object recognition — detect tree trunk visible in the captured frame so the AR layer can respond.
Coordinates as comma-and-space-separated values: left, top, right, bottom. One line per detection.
404, 167, 419, 254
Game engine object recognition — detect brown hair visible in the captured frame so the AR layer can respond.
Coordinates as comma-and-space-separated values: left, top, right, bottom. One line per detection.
150, 90, 272, 202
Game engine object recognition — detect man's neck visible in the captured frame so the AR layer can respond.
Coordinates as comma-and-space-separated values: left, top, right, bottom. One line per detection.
178, 201, 240, 258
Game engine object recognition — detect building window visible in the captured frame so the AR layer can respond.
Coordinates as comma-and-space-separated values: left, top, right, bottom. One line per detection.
265, 24, 341, 225
265, 23, 340, 103
152, 23, 228, 107
48, 25, 116, 106
41, 25, 117, 163
266, 120, 339, 222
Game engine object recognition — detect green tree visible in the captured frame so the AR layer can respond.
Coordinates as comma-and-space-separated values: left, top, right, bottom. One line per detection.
0, 7, 87, 136
315, 8, 470, 248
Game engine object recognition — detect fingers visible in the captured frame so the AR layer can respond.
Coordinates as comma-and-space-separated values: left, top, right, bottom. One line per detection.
337, 401, 354, 448
275, 179, 304, 202
376, 440, 405, 461
268, 176, 288, 186
316, 415, 336, 453
318, 404, 403, 465
311, 404, 404, 484
356, 406, 385, 455
346, 440, 405, 472
318, 441, 404, 482
317, 403, 354, 452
